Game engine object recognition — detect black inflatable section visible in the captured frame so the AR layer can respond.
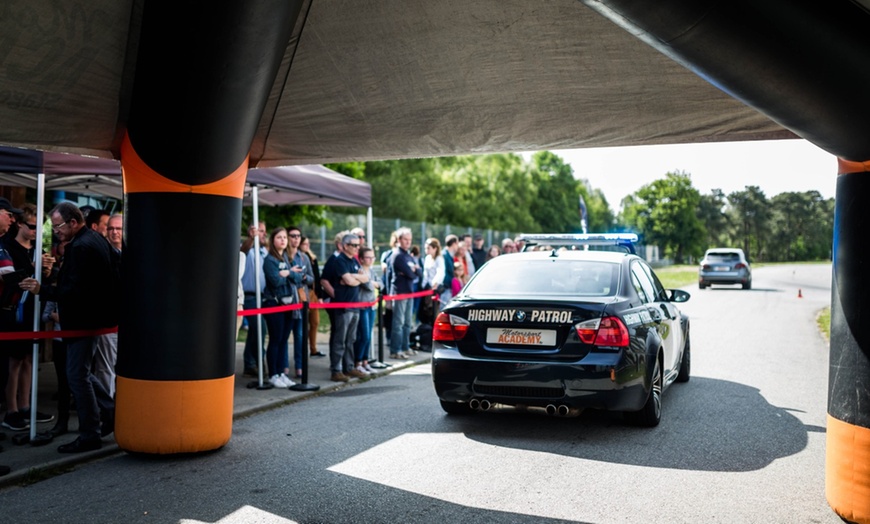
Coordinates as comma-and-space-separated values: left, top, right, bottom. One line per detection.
580, 0, 870, 162
828, 172, 870, 427
126, 0, 302, 184
115, 192, 243, 381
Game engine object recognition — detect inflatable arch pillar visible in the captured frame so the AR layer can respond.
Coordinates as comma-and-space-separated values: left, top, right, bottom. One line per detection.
114, 1, 302, 454
827, 159, 870, 523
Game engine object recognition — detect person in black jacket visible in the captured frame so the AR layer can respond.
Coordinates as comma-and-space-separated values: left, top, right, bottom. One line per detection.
21, 202, 116, 453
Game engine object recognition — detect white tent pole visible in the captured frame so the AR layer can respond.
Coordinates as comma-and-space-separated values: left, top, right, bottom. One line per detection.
29, 172, 45, 439
366, 207, 373, 250
252, 184, 265, 386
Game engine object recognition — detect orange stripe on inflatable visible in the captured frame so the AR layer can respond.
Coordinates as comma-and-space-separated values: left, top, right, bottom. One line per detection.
826, 414, 870, 524
121, 133, 247, 198
838, 158, 870, 175
114, 375, 234, 454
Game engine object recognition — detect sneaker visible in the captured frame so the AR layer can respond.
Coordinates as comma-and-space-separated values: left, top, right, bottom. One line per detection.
355, 365, 370, 375
2, 412, 28, 431
395, 352, 409, 360
407, 349, 418, 356
269, 374, 287, 388
330, 372, 350, 382
363, 363, 375, 373
20, 409, 55, 424
279, 373, 296, 387
347, 368, 367, 379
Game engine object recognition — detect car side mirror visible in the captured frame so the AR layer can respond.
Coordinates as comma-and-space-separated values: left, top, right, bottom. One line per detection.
668, 289, 691, 303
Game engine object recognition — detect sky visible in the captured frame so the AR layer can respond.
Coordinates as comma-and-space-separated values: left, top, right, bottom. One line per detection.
526, 139, 838, 211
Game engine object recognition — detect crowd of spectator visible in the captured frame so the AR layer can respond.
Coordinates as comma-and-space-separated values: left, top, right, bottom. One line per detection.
240, 223, 523, 384
0, 200, 121, 468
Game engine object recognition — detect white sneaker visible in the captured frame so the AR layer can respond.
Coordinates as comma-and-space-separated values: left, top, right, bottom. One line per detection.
280, 373, 296, 387
269, 374, 286, 388
363, 363, 375, 373
355, 365, 370, 375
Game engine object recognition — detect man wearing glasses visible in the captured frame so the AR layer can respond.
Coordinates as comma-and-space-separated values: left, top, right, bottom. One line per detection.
21, 202, 116, 453
320, 233, 368, 382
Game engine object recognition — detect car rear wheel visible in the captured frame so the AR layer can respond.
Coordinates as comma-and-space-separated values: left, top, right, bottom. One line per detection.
698, 282, 707, 289
625, 357, 662, 427
677, 334, 690, 383
742, 280, 752, 290
440, 399, 473, 415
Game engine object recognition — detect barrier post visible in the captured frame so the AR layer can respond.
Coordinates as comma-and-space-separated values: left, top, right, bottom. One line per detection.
290, 300, 319, 391
371, 294, 389, 369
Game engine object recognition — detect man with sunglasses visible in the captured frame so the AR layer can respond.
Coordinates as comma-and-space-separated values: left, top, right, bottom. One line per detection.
21, 202, 116, 453
320, 233, 368, 382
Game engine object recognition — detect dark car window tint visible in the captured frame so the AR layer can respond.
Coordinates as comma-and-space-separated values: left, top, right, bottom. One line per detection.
630, 262, 656, 304
462, 259, 620, 298
639, 261, 666, 301
707, 253, 740, 262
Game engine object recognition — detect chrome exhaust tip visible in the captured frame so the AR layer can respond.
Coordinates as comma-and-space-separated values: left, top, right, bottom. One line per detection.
469, 398, 481, 410
557, 405, 570, 417
545, 404, 557, 416
479, 399, 492, 411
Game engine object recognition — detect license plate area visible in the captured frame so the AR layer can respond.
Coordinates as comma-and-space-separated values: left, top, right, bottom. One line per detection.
486, 327, 557, 346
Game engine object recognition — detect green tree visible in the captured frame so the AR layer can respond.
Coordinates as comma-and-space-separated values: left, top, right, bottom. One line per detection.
620, 171, 705, 263
767, 190, 833, 261
727, 186, 770, 261
697, 189, 730, 248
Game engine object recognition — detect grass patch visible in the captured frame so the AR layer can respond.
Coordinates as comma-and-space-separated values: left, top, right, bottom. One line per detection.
817, 307, 831, 341
654, 265, 698, 289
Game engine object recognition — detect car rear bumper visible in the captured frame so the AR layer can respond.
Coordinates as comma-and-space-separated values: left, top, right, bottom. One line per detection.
699, 270, 750, 285
431, 347, 648, 411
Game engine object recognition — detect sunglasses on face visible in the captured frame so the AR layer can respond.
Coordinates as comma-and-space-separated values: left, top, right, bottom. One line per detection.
22, 222, 38, 230
346, 243, 360, 248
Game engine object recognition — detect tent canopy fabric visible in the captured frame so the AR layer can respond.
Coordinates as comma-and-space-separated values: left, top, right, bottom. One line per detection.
0, 0, 798, 167
0, 146, 370, 208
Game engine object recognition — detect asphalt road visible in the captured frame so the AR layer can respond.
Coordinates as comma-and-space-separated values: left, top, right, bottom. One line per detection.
0, 263, 838, 524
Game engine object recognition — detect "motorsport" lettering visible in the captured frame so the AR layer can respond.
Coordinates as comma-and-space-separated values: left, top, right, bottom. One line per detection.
497, 329, 543, 344
467, 309, 572, 323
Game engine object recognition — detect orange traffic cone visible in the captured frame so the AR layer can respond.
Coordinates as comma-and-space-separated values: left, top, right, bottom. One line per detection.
798, 289, 803, 298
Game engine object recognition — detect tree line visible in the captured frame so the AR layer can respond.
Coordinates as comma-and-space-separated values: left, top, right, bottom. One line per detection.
250, 151, 832, 264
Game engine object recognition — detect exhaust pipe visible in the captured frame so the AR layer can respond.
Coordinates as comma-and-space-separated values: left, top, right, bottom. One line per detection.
479, 399, 492, 411
557, 405, 570, 417
546, 404, 558, 416
469, 398, 480, 410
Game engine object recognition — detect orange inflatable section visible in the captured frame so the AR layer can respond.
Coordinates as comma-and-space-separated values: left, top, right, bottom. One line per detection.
838, 158, 870, 175
121, 133, 247, 198
114, 376, 234, 454
827, 414, 870, 523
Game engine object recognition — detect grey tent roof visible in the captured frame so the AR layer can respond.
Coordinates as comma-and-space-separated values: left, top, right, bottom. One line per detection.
0, 146, 370, 207
0, 0, 794, 166
2, 1, 868, 164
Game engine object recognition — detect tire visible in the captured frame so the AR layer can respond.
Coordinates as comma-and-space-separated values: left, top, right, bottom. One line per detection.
698, 282, 707, 289
440, 399, 473, 415
625, 357, 662, 427
676, 333, 691, 383
742, 280, 752, 290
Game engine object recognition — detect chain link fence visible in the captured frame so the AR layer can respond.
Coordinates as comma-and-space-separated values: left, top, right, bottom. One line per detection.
297, 210, 521, 262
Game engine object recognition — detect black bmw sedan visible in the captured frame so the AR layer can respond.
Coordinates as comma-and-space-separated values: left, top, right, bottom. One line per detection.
432, 235, 690, 427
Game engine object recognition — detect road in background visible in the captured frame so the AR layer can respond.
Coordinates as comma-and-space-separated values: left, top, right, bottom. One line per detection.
0, 264, 836, 523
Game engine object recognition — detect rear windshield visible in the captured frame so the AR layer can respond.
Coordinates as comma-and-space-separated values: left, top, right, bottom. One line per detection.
462, 259, 620, 298
706, 252, 741, 262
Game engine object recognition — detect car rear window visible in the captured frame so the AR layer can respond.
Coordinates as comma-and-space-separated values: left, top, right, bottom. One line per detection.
462, 259, 620, 298
707, 252, 741, 262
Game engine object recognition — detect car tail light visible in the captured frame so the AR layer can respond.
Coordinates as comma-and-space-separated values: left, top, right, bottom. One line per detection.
432, 312, 470, 341
701, 264, 711, 271
734, 262, 747, 269
574, 316, 629, 347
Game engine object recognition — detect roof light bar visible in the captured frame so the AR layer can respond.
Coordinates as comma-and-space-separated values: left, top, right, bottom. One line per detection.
517, 233, 638, 254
